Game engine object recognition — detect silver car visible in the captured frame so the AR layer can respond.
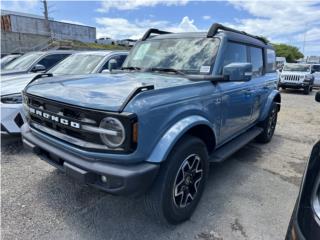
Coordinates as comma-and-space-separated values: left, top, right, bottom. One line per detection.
1, 54, 22, 69
1, 50, 128, 135
312, 64, 320, 87
1, 51, 73, 76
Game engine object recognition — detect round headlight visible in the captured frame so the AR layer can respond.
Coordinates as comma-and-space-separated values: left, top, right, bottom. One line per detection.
99, 117, 125, 148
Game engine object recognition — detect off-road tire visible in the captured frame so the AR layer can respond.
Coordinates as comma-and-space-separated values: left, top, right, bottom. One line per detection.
256, 102, 278, 143
144, 136, 209, 224
303, 86, 311, 95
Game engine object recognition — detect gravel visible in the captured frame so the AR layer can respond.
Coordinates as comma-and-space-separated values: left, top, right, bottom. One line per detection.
1, 90, 320, 240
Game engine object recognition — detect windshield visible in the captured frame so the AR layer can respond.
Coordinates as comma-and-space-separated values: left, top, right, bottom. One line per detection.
3, 52, 43, 71
48, 54, 105, 75
283, 64, 310, 72
123, 38, 220, 74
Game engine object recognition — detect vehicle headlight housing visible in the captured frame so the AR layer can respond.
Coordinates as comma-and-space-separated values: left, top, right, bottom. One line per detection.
1, 93, 23, 104
304, 75, 312, 82
99, 117, 126, 148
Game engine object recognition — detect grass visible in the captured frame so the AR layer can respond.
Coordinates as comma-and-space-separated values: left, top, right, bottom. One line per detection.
72, 40, 130, 50
52, 40, 130, 51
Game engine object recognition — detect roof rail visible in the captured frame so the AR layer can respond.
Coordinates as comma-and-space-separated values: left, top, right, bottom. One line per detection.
207, 23, 268, 44
141, 28, 172, 41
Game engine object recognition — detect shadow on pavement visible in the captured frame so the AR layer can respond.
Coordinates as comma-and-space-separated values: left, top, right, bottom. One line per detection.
33, 149, 261, 240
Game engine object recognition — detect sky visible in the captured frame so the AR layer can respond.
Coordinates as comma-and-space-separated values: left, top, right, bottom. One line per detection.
2, 0, 320, 56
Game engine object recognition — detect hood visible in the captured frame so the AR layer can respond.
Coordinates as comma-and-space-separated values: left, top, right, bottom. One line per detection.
25, 72, 194, 112
281, 71, 309, 76
1, 73, 38, 96
1, 69, 27, 76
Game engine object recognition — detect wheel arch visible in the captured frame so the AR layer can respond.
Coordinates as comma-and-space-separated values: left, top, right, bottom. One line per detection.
259, 90, 281, 122
146, 115, 217, 163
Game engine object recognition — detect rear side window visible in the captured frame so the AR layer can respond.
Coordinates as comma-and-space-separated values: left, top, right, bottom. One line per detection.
37, 54, 70, 70
222, 42, 248, 70
250, 47, 263, 77
266, 49, 276, 72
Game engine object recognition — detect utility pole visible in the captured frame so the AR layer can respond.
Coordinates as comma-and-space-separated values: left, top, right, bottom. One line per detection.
302, 23, 308, 60
42, 0, 51, 38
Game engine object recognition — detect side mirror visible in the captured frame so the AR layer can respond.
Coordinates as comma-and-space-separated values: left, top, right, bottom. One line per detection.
108, 59, 118, 72
31, 64, 46, 73
315, 91, 320, 103
223, 63, 253, 81
311, 69, 315, 74
101, 69, 110, 73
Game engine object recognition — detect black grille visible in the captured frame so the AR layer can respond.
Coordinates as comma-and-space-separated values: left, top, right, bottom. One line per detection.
25, 94, 136, 152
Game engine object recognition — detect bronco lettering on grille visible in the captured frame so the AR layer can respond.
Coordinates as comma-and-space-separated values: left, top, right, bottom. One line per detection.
29, 107, 80, 129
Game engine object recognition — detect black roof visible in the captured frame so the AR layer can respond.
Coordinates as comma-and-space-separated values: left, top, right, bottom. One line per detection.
143, 23, 273, 49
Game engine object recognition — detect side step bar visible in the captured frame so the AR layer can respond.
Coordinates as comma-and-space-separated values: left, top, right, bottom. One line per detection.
209, 127, 263, 162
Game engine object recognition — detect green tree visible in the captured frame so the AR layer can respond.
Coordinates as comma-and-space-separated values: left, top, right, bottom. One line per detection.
272, 43, 304, 63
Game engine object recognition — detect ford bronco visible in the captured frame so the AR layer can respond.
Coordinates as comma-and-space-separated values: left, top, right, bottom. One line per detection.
21, 23, 281, 224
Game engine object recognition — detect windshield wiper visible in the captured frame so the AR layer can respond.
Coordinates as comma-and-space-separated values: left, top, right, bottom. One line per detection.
121, 66, 142, 71
123, 66, 226, 82
144, 67, 186, 76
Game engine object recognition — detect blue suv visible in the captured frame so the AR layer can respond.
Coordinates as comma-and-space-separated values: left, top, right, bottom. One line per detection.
21, 23, 281, 224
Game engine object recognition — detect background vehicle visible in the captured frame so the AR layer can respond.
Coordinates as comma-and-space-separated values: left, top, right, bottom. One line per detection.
95, 37, 116, 45
312, 64, 320, 88
1, 50, 73, 76
276, 56, 286, 70
1, 54, 22, 69
279, 63, 315, 94
21, 23, 280, 224
117, 39, 137, 47
1, 51, 128, 135
286, 91, 320, 240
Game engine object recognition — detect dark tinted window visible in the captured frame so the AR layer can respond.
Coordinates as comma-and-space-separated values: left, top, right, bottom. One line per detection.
250, 47, 263, 77
221, 42, 248, 72
312, 65, 320, 72
37, 54, 70, 70
266, 49, 276, 72
101, 54, 127, 71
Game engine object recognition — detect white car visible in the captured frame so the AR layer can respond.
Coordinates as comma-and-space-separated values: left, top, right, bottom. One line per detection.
1, 50, 128, 135
96, 37, 116, 45
312, 64, 320, 87
278, 63, 315, 94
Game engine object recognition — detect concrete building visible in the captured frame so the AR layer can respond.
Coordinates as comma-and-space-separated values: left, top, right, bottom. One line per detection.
1, 10, 96, 54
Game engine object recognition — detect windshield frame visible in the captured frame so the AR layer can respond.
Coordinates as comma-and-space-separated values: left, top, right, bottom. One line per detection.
3, 52, 44, 71
122, 37, 220, 75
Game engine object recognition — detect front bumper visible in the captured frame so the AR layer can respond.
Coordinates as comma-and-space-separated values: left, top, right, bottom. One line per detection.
1, 103, 26, 135
21, 124, 159, 195
279, 81, 311, 89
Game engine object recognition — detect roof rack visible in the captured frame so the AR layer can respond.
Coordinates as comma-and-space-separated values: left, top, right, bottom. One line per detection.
141, 28, 172, 41
207, 23, 268, 44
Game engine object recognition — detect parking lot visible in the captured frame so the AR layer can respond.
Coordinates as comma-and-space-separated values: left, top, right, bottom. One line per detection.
1, 90, 319, 240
